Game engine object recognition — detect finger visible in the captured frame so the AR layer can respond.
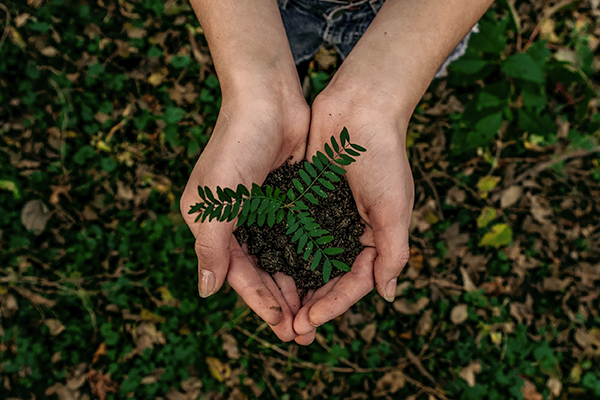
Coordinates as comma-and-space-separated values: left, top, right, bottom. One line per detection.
294, 248, 377, 334
293, 277, 342, 335
371, 210, 411, 303
256, 269, 297, 342
360, 224, 375, 247
226, 237, 284, 326
273, 272, 301, 315
294, 330, 316, 346
193, 222, 233, 298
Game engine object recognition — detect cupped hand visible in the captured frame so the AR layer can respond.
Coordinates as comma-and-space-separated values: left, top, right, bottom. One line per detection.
293, 87, 415, 345
180, 91, 309, 342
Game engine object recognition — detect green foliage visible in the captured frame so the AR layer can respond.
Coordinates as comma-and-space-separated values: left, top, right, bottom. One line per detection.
189, 128, 364, 282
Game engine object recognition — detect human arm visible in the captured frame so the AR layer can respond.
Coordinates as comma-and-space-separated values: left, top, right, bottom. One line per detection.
180, 0, 309, 341
293, 0, 495, 344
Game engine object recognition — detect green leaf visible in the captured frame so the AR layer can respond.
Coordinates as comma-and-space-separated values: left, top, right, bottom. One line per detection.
257, 198, 270, 213
317, 151, 329, 165
304, 162, 317, 177
479, 223, 513, 248
340, 127, 350, 146
292, 179, 303, 193
237, 212, 248, 227
250, 197, 261, 212
350, 143, 366, 152
236, 184, 249, 197
286, 221, 299, 235
303, 242, 314, 260
312, 155, 323, 170
331, 260, 351, 271
335, 157, 351, 166
267, 210, 275, 227
240, 200, 251, 216
293, 200, 309, 211
323, 260, 332, 283
217, 187, 230, 202
299, 169, 311, 185
202, 204, 214, 222
312, 185, 327, 198
311, 250, 323, 270
323, 247, 344, 256
163, 106, 185, 124
305, 192, 319, 205
323, 171, 341, 182
308, 229, 329, 237
297, 234, 308, 254
276, 209, 285, 224
331, 135, 340, 153
224, 187, 237, 200
229, 201, 241, 221
477, 206, 497, 228
291, 229, 303, 243
346, 148, 360, 157
251, 183, 264, 197
287, 188, 296, 201
318, 178, 335, 190
222, 204, 232, 220
325, 143, 334, 159
501, 53, 545, 83
266, 185, 273, 197
247, 212, 257, 226
205, 187, 216, 202
197, 186, 206, 200
257, 212, 266, 227
329, 164, 347, 175
340, 154, 355, 164
315, 236, 334, 245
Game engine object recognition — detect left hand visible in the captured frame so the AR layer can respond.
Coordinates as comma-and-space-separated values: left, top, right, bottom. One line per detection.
292, 83, 415, 345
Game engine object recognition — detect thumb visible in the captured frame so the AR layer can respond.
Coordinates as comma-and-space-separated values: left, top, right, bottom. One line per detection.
371, 212, 411, 303
193, 222, 232, 297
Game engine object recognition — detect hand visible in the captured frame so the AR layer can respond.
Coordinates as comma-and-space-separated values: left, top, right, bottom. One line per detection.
180, 90, 309, 342
293, 85, 415, 345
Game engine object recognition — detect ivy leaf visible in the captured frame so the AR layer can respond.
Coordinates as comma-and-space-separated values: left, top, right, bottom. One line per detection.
479, 223, 513, 247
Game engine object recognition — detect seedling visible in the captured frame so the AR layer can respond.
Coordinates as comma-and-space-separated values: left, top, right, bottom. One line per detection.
189, 128, 366, 282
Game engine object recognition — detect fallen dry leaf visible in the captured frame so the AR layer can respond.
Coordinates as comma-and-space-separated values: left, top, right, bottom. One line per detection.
87, 369, 118, 400
374, 371, 405, 397
393, 297, 430, 315
92, 342, 107, 364
21, 199, 50, 235
221, 333, 240, 360
546, 376, 562, 397
206, 357, 231, 382
451, 304, 469, 324
44, 319, 65, 336
500, 186, 522, 208
459, 360, 482, 387
522, 378, 543, 400
360, 322, 377, 343
416, 310, 433, 336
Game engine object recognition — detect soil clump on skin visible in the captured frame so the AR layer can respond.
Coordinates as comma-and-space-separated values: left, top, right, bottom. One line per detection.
234, 162, 364, 294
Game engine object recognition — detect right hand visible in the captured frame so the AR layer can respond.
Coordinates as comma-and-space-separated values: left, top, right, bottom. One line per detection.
180, 89, 309, 342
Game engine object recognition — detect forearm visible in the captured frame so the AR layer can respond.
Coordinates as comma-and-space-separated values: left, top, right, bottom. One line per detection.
327, 0, 494, 121
189, 0, 301, 98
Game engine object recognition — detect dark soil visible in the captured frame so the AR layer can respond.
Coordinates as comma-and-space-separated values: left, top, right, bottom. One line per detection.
234, 162, 364, 294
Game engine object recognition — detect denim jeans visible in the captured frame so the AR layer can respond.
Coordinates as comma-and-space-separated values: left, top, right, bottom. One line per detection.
278, 0, 478, 78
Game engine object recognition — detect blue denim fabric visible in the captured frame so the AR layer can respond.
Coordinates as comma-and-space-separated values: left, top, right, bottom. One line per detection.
277, 0, 478, 78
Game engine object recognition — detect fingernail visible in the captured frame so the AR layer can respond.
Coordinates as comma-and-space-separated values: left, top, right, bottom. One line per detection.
199, 269, 215, 298
384, 278, 397, 302
310, 321, 321, 328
